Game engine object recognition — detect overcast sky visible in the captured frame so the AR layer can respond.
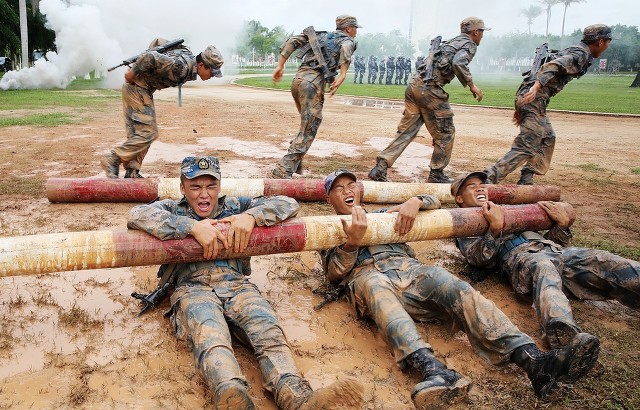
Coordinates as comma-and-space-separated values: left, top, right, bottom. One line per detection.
240, 0, 638, 39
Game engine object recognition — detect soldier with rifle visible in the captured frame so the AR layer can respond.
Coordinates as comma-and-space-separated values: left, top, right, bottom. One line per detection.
368, 17, 488, 184
270, 15, 360, 179
101, 38, 224, 179
484, 24, 613, 185
128, 156, 364, 409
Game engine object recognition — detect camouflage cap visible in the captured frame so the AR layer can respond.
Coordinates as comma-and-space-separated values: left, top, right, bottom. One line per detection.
450, 171, 488, 197
181, 156, 221, 180
582, 24, 613, 42
325, 169, 357, 194
336, 14, 362, 29
460, 17, 491, 33
201, 45, 224, 77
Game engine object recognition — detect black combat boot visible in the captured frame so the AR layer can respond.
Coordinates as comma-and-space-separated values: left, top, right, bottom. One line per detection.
275, 375, 363, 410
406, 348, 471, 410
510, 333, 600, 399
124, 168, 143, 178
100, 151, 120, 179
213, 379, 256, 410
517, 169, 535, 185
427, 168, 453, 183
368, 158, 389, 182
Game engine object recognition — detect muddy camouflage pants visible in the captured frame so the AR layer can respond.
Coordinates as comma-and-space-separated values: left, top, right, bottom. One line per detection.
169, 281, 300, 394
377, 83, 455, 172
485, 99, 555, 182
349, 256, 534, 366
504, 244, 640, 335
275, 76, 324, 176
113, 83, 159, 171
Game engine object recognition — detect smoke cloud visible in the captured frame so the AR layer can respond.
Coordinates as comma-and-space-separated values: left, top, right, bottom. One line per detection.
0, 0, 244, 90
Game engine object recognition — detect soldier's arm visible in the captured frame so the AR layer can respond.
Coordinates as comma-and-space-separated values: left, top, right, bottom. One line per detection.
127, 199, 195, 240
241, 195, 300, 226
455, 234, 500, 267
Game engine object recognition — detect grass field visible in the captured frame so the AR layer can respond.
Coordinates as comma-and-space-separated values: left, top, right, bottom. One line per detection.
236, 72, 640, 114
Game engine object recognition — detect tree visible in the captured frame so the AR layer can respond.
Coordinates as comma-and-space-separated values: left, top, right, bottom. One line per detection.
236, 20, 290, 64
521, 4, 543, 35
539, 0, 561, 37
0, 0, 54, 62
560, 0, 586, 46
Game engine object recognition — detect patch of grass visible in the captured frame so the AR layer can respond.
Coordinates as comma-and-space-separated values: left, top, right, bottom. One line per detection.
32, 291, 58, 307
575, 163, 608, 172
0, 326, 14, 351
631, 168, 640, 174
0, 112, 83, 127
572, 236, 640, 260
58, 304, 103, 331
0, 177, 45, 196
235, 73, 640, 115
0, 82, 118, 111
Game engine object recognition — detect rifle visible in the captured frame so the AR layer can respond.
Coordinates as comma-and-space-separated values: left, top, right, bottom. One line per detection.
521, 43, 549, 87
419, 36, 442, 83
131, 263, 177, 316
108, 38, 185, 72
312, 285, 346, 311
301, 26, 335, 83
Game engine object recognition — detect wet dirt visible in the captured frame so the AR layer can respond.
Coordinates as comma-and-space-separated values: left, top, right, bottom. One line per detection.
0, 77, 638, 409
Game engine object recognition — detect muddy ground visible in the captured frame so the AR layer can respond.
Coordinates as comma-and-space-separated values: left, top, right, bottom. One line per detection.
0, 77, 638, 409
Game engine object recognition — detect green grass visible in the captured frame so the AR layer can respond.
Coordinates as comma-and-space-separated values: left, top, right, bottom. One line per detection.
235, 72, 640, 115
575, 163, 608, 172
631, 168, 640, 174
0, 112, 81, 127
0, 177, 45, 196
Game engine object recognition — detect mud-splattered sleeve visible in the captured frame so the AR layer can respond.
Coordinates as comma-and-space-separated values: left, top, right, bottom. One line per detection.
452, 40, 477, 87
320, 246, 358, 284
416, 194, 441, 210
279, 34, 308, 59
242, 195, 300, 226
127, 199, 195, 240
455, 231, 500, 268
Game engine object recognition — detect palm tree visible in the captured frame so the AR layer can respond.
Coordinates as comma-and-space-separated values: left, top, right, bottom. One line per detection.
539, 0, 561, 37
521, 5, 543, 35
560, 0, 586, 41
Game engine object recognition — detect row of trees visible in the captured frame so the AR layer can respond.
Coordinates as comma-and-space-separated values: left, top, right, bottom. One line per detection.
0, 0, 54, 63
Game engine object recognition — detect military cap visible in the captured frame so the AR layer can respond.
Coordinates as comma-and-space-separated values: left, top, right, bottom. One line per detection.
460, 17, 491, 33
336, 15, 362, 29
201, 45, 224, 77
582, 24, 613, 42
325, 169, 357, 194
181, 156, 221, 180
450, 171, 488, 197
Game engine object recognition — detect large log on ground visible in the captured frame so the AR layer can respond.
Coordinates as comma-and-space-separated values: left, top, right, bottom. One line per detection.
0, 203, 567, 277
46, 178, 561, 205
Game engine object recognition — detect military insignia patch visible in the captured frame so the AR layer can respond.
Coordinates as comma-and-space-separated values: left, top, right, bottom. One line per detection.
198, 158, 209, 169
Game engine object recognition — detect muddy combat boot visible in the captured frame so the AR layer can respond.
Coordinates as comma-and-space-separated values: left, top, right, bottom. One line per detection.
406, 348, 471, 410
510, 333, 600, 399
275, 375, 364, 410
517, 170, 535, 185
270, 167, 292, 179
368, 158, 389, 182
124, 168, 144, 178
545, 320, 581, 350
426, 168, 453, 183
100, 151, 120, 179
213, 379, 256, 410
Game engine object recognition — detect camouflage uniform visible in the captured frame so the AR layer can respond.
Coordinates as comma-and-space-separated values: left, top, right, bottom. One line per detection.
367, 55, 378, 84
114, 39, 198, 173
385, 56, 395, 84
378, 57, 386, 84
373, 33, 478, 176
484, 43, 594, 183
404, 57, 411, 85
321, 201, 536, 367
272, 30, 356, 178
456, 225, 640, 344
395, 57, 404, 84
127, 194, 304, 396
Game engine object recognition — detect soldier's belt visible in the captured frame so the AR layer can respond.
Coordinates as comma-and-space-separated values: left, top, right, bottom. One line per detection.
497, 234, 529, 260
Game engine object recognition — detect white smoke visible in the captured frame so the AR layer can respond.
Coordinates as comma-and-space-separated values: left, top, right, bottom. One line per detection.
0, 0, 244, 90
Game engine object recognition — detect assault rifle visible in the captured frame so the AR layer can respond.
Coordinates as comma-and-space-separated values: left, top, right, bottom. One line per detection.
108, 38, 185, 72
521, 43, 550, 86
419, 36, 442, 83
131, 263, 177, 315
300, 26, 335, 83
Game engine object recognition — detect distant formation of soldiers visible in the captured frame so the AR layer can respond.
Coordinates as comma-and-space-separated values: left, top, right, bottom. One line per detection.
354, 55, 422, 85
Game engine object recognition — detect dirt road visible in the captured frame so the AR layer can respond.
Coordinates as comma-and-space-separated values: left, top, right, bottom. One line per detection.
0, 78, 638, 409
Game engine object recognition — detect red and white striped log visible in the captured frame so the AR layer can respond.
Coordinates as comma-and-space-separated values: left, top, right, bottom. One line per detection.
45, 177, 560, 205
1, 203, 568, 277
